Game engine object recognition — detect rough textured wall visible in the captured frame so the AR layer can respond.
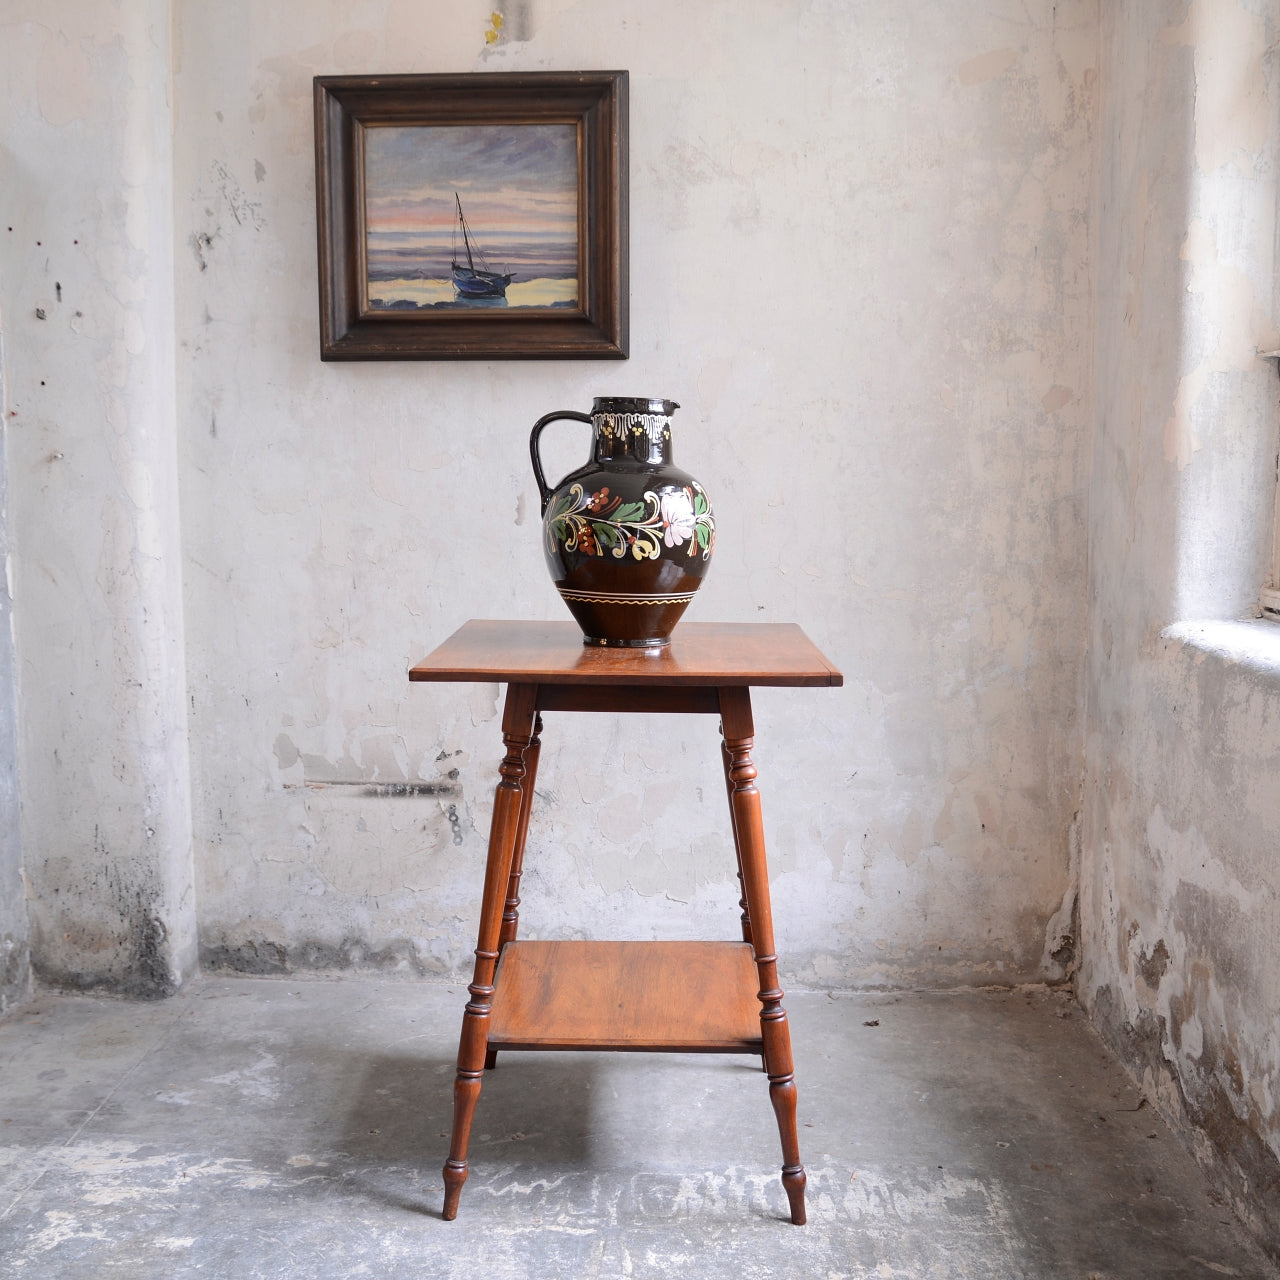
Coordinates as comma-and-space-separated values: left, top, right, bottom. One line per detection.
177, 0, 1096, 988
0, 1, 198, 995
0, 312, 31, 1016
1082, 0, 1280, 1256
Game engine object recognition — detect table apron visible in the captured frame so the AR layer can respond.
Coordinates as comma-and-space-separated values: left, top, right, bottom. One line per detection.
533, 683, 725, 715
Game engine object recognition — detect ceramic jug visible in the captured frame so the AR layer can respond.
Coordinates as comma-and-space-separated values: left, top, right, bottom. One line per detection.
530, 397, 715, 648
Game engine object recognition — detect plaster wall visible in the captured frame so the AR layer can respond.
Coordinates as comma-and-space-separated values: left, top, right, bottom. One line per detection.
0, 0, 198, 995
173, 0, 1096, 987
0, 315, 31, 1015
1082, 0, 1280, 1252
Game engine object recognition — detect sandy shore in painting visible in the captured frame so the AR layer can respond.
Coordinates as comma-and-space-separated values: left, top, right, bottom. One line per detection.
370, 276, 577, 309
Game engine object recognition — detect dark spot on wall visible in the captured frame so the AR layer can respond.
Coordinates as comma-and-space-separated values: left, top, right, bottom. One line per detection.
29, 861, 180, 1000
201, 938, 287, 975
1137, 938, 1170, 988
128, 913, 175, 998
1049, 892, 1081, 981
1091, 983, 1280, 1266
1172, 882, 1257, 997
192, 231, 214, 272
202, 935, 428, 978
0, 936, 31, 1015
34, 308, 45, 320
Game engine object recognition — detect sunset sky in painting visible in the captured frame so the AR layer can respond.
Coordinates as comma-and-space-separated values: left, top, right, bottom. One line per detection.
363, 123, 579, 243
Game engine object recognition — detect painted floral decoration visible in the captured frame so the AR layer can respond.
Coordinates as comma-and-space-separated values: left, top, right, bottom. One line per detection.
546, 481, 715, 561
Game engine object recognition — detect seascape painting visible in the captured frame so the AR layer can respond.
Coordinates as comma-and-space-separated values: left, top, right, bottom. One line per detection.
363, 123, 580, 310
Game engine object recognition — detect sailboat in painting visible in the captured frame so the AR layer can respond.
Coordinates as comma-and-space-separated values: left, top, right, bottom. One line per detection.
451, 193, 514, 299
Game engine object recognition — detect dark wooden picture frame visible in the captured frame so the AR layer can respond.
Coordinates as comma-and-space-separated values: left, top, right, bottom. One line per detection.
314, 71, 628, 360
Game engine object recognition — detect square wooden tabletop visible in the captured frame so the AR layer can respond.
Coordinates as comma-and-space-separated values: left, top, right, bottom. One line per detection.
409, 620, 843, 688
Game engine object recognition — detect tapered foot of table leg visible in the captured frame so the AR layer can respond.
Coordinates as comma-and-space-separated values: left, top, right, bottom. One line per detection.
720, 688, 808, 1228
781, 1164, 808, 1225
769, 1073, 807, 1224
441, 684, 537, 1222
442, 1162, 468, 1218
442, 1162, 467, 1220
442, 1068, 482, 1220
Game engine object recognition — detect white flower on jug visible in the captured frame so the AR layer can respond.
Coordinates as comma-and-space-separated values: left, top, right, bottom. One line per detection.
661, 489, 696, 547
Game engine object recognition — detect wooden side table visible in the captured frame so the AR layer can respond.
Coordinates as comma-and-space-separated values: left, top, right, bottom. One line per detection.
410, 620, 843, 1224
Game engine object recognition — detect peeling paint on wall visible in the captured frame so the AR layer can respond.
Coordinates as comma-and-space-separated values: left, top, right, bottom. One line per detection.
0, 265, 30, 1016
1, 0, 199, 998
6, 3, 1096, 1004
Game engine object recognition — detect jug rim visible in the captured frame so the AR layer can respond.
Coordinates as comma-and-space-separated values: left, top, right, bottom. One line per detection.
591, 396, 679, 415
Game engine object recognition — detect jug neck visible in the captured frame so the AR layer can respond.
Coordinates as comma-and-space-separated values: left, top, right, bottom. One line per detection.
591, 406, 675, 466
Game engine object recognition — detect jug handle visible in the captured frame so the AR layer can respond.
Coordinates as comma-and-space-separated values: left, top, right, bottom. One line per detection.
530, 410, 593, 517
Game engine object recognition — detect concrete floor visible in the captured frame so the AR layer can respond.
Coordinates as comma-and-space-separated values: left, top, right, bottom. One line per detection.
0, 977, 1275, 1279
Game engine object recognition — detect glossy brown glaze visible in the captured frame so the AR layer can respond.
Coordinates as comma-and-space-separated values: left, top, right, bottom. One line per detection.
531, 399, 713, 646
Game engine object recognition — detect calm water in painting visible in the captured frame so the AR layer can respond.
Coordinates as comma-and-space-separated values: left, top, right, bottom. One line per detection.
363, 123, 578, 309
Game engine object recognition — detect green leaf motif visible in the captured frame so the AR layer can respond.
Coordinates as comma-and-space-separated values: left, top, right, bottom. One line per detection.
693, 493, 708, 516
695, 524, 709, 550
613, 501, 647, 522
594, 522, 620, 549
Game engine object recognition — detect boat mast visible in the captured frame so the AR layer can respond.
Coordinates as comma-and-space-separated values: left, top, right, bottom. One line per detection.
455, 193, 477, 273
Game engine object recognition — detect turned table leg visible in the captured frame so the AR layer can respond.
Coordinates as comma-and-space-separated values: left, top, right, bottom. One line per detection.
486, 713, 542, 1072
720, 730, 755, 949
720, 686, 807, 1226
442, 683, 538, 1221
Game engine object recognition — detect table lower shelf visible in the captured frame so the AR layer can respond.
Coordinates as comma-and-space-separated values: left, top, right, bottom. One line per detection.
487, 940, 764, 1053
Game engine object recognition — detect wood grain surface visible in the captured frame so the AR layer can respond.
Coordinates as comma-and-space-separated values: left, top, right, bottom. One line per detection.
410, 620, 843, 687
487, 940, 764, 1052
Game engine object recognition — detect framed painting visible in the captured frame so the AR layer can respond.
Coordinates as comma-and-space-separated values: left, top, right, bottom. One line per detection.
314, 71, 628, 360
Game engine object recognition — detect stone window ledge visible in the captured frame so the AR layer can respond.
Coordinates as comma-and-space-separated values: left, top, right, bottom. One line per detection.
1161, 618, 1280, 683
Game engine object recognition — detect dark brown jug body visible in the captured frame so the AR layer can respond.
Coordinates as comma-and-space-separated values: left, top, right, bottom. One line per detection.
530, 397, 715, 648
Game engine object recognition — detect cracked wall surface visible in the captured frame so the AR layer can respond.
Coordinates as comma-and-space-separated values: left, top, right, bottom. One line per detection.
0, 0, 1102, 992
5, 0, 1280, 1255
0, 0, 198, 995
0, 301, 31, 1015
169, 0, 1096, 988
1083, 0, 1280, 1258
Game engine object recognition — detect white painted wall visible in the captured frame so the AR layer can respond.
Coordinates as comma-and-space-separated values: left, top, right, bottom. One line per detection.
0, 307, 30, 1015
1, 0, 1098, 984
0, 0, 197, 994
166, 0, 1096, 987
1082, 0, 1280, 1250
0, 0, 1099, 991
